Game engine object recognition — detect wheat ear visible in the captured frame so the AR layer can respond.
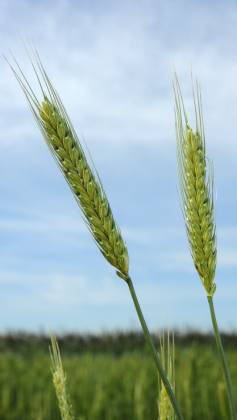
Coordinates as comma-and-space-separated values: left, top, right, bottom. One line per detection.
8, 54, 184, 420
174, 77, 216, 297
8, 56, 129, 279
158, 331, 175, 420
175, 76, 236, 420
50, 335, 74, 420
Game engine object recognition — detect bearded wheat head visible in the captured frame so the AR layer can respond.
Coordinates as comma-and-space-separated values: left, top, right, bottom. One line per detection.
8, 54, 129, 279
50, 335, 74, 420
174, 77, 217, 296
158, 331, 175, 420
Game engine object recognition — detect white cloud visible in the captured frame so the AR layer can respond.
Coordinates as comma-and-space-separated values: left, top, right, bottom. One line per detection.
43, 274, 129, 305
1, 0, 237, 151
0, 208, 86, 235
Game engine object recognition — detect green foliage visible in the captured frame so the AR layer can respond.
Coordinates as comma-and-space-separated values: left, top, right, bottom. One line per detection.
0, 340, 236, 419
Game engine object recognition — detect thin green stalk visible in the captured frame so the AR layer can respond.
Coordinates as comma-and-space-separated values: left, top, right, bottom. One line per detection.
207, 296, 236, 420
10, 54, 183, 420
126, 276, 184, 420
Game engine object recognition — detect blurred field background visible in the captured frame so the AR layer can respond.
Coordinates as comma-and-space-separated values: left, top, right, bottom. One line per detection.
0, 331, 236, 420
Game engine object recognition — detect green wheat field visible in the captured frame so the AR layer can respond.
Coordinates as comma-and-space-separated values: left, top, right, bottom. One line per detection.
0, 332, 236, 420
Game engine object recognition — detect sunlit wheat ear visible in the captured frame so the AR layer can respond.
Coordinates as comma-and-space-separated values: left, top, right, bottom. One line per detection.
9, 55, 129, 279
174, 77, 217, 296
158, 331, 175, 420
50, 335, 74, 420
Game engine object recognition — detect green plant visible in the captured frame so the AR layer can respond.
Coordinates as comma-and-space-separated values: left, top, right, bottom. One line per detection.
174, 76, 236, 419
7, 50, 237, 419
8, 53, 183, 420
0, 334, 236, 419
158, 332, 175, 420
50, 335, 74, 420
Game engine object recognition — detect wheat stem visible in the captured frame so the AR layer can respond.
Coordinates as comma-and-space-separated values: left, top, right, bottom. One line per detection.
125, 275, 184, 420
175, 74, 236, 418
208, 296, 237, 419
9, 54, 183, 420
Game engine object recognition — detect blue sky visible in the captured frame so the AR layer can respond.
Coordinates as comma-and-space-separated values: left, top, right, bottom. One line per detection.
0, 0, 237, 332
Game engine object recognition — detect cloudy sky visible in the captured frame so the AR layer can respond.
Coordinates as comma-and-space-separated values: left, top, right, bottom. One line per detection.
0, 0, 237, 333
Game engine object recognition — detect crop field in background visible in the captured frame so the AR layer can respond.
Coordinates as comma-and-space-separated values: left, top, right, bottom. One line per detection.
0, 332, 236, 420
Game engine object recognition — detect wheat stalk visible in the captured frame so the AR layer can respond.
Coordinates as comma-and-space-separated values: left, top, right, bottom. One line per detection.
175, 76, 236, 420
8, 54, 184, 420
50, 335, 74, 420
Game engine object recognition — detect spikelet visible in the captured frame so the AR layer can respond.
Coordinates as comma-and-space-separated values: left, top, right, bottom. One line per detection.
50, 335, 74, 420
174, 77, 217, 296
158, 331, 175, 420
9, 55, 129, 279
